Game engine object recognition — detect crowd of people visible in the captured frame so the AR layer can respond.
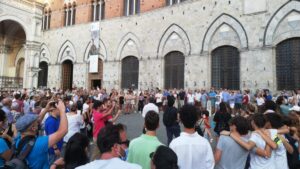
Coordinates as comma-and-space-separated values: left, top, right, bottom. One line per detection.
0, 87, 299, 169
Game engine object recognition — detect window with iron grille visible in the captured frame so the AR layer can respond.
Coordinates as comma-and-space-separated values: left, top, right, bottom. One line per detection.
38, 61, 48, 88
211, 46, 240, 90
62, 60, 73, 90
164, 51, 185, 89
276, 38, 300, 90
121, 56, 139, 89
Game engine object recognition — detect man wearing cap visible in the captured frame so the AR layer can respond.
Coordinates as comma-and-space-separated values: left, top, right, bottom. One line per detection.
15, 100, 68, 169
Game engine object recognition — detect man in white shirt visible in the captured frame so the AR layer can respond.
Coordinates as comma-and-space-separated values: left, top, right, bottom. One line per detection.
186, 90, 195, 105
142, 97, 159, 118
155, 90, 163, 111
169, 105, 214, 169
76, 124, 141, 169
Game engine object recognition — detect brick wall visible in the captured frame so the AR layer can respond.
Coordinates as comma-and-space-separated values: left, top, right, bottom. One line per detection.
140, 0, 165, 13
46, 0, 167, 29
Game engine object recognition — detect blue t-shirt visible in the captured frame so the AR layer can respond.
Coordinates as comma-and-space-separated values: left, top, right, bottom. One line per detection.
222, 92, 230, 103
0, 138, 9, 167
45, 116, 63, 154
234, 94, 243, 104
15, 136, 49, 169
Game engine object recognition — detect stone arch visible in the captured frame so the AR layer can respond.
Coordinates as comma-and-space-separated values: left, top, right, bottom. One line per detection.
40, 43, 51, 64
15, 47, 25, 67
202, 13, 248, 53
0, 15, 29, 41
157, 24, 191, 58
83, 39, 108, 62
117, 32, 141, 61
264, 1, 300, 46
57, 40, 76, 64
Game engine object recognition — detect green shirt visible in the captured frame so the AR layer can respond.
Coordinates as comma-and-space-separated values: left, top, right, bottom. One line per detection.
127, 134, 163, 169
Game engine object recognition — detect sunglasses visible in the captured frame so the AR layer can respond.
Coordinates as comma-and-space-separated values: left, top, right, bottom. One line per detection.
118, 139, 130, 145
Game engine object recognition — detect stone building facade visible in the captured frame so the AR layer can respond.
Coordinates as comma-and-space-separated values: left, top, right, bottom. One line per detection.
1, 0, 300, 91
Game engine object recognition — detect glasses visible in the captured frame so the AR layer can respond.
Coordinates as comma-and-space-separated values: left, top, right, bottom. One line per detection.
118, 139, 130, 145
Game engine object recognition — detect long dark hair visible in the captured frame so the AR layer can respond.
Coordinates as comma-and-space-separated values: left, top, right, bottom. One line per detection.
64, 133, 89, 169
219, 102, 227, 113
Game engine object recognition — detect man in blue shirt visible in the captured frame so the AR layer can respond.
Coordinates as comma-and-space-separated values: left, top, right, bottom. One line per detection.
45, 104, 64, 165
222, 89, 230, 104
15, 100, 68, 169
0, 109, 10, 167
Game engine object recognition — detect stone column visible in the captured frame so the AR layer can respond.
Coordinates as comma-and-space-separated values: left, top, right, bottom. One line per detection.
127, 0, 130, 16
23, 41, 41, 88
46, 13, 49, 30
65, 9, 69, 26
133, 0, 136, 14
0, 45, 11, 76
99, 1, 102, 20
70, 8, 73, 25
93, 2, 97, 21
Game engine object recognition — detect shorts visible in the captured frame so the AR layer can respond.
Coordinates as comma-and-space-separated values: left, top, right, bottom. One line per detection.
156, 102, 162, 107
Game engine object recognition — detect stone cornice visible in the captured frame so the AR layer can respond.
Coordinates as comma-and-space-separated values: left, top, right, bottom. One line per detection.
0, 0, 44, 14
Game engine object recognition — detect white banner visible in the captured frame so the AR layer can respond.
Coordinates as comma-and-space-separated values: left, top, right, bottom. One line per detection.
90, 23, 100, 48
89, 55, 99, 73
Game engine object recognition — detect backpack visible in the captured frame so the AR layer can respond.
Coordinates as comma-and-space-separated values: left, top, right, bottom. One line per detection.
4, 136, 36, 169
195, 119, 205, 136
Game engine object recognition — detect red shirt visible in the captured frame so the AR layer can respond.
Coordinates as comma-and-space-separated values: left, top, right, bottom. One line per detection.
93, 109, 110, 139
242, 95, 249, 105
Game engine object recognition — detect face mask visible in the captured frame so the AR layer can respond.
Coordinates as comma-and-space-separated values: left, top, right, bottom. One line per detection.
119, 147, 128, 161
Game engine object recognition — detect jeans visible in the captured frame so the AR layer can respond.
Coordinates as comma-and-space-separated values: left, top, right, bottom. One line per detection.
166, 125, 181, 145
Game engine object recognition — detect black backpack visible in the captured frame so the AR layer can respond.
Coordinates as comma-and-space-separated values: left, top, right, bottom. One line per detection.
4, 136, 36, 169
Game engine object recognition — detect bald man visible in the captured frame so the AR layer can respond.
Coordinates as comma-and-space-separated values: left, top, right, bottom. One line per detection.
1, 98, 13, 124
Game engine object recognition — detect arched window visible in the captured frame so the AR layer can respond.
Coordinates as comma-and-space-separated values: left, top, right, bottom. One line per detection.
124, 0, 140, 16
38, 61, 48, 88
164, 51, 185, 89
64, 3, 76, 26
276, 38, 300, 90
92, 0, 105, 21
61, 60, 73, 90
211, 46, 240, 89
121, 56, 139, 89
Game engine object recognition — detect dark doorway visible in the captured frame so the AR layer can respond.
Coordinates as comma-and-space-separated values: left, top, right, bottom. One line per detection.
92, 80, 101, 89
38, 61, 48, 88
164, 51, 185, 89
121, 56, 139, 89
276, 38, 300, 90
61, 60, 73, 90
211, 46, 240, 89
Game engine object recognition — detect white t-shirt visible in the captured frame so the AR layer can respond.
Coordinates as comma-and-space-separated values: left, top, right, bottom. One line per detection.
83, 103, 89, 113
170, 132, 214, 169
76, 158, 142, 169
64, 114, 84, 142
249, 131, 276, 169
155, 93, 163, 103
269, 129, 289, 169
142, 103, 159, 118
256, 98, 265, 106
187, 94, 195, 104
195, 93, 202, 101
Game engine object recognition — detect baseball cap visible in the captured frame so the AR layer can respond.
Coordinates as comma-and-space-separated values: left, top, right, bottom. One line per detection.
16, 114, 38, 132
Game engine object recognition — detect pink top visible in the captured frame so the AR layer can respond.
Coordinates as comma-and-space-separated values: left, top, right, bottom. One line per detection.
93, 109, 110, 139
